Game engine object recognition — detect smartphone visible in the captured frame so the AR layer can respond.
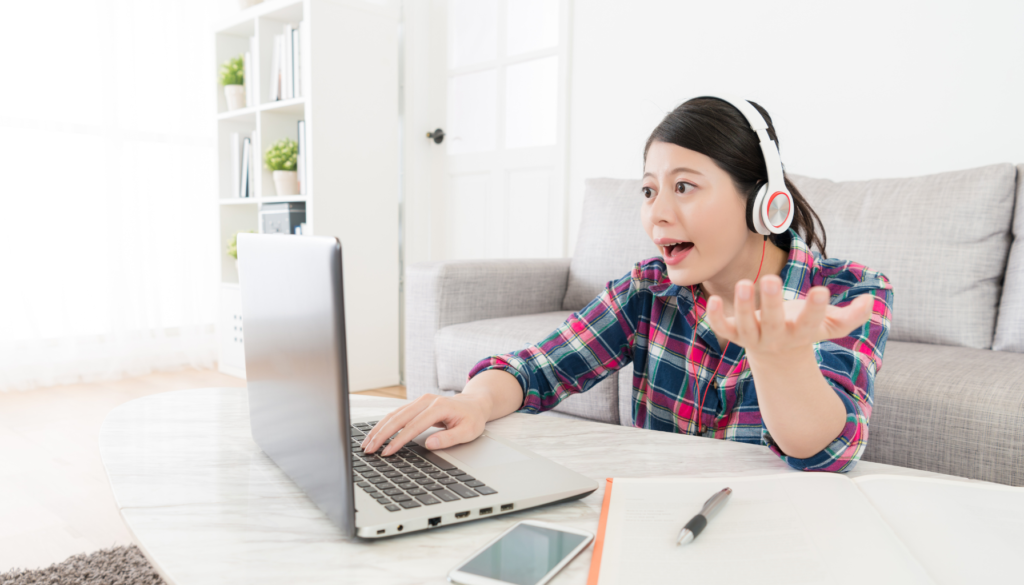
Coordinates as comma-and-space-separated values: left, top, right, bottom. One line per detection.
447, 520, 594, 585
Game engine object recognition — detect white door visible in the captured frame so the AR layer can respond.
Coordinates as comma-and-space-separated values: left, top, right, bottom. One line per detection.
402, 0, 571, 265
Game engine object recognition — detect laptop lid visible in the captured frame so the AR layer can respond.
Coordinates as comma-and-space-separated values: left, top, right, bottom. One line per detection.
237, 233, 356, 538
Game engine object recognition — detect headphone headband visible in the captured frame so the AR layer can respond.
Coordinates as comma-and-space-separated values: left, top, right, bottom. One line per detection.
692, 95, 793, 236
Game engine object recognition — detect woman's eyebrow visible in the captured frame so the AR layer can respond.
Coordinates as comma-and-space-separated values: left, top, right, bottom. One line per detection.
642, 167, 705, 179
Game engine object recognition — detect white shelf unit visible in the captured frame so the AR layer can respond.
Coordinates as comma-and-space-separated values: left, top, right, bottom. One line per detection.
213, 0, 400, 390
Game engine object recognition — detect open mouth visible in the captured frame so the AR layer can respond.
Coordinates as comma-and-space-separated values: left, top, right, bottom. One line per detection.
663, 242, 694, 259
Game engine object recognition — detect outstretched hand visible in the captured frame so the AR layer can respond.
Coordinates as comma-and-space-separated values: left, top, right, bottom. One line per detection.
705, 274, 875, 358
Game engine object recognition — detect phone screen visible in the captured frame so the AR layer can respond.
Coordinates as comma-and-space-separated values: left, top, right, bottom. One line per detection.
456, 523, 589, 585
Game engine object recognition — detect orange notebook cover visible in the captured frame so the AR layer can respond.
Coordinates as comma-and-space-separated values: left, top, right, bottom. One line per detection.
586, 478, 614, 585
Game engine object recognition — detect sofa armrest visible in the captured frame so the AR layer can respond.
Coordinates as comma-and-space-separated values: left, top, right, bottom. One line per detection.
404, 258, 572, 400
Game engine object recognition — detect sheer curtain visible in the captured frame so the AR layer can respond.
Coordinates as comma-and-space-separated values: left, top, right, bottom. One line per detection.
0, 0, 222, 391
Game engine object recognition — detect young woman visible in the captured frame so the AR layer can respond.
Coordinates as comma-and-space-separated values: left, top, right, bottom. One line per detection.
362, 96, 894, 472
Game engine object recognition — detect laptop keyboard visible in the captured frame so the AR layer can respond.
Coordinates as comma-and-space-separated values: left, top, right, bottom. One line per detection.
350, 421, 498, 512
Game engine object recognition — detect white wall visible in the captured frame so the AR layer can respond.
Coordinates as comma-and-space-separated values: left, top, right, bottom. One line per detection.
566, 0, 1024, 256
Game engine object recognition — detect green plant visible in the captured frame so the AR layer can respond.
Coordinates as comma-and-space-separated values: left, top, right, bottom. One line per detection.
264, 138, 298, 171
219, 55, 244, 86
227, 230, 254, 260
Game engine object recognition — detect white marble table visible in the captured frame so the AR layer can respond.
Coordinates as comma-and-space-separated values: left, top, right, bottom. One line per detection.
98, 388, 985, 585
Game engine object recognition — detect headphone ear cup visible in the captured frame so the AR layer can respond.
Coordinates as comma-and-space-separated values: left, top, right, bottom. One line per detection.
748, 183, 770, 235
761, 189, 794, 234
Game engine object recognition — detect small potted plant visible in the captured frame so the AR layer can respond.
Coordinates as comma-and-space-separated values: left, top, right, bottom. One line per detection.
264, 138, 299, 195
227, 230, 254, 278
220, 55, 246, 111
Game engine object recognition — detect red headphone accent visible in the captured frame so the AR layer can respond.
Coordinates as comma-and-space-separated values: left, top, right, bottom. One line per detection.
686, 237, 768, 436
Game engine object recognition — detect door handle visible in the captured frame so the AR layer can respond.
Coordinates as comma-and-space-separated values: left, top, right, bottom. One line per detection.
426, 128, 445, 144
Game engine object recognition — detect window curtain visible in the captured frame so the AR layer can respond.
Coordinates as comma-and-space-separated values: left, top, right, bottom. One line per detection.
0, 0, 221, 391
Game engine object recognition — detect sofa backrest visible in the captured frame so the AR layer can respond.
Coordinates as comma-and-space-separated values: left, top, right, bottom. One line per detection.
993, 165, 1024, 352
565, 164, 1019, 351
790, 163, 1016, 350
562, 178, 656, 311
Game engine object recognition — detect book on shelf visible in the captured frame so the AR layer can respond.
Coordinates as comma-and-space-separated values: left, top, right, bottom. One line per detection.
230, 132, 241, 198
229, 132, 254, 198
270, 22, 303, 101
242, 51, 251, 108
297, 120, 306, 195
239, 137, 251, 199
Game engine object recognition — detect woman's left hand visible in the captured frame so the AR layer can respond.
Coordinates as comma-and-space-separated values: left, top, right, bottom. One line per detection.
705, 274, 875, 359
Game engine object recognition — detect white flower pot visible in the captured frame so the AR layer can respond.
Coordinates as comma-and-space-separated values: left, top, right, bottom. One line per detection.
224, 85, 246, 111
272, 170, 299, 196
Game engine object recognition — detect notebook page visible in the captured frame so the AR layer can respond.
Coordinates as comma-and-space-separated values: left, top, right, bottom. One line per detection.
595, 474, 934, 585
853, 475, 1024, 584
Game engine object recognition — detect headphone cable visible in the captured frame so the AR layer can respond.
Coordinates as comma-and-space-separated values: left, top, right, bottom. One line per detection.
686, 236, 768, 436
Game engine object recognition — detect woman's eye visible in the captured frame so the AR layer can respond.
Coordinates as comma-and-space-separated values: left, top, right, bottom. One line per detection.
642, 187, 654, 199
676, 182, 694, 194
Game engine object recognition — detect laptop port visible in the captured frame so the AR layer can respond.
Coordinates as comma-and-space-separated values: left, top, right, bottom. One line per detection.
428, 517, 441, 527
455, 511, 470, 519
501, 504, 514, 512
397, 524, 403, 532
480, 507, 493, 515
376, 529, 385, 535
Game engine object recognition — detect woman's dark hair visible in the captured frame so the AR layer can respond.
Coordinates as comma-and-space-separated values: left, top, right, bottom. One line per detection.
643, 97, 828, 258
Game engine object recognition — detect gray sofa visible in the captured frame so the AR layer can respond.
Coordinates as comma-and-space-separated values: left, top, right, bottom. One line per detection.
405, 163, 1024, 487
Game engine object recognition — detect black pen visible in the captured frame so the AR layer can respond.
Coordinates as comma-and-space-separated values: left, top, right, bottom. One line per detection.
676, 487, 732, 545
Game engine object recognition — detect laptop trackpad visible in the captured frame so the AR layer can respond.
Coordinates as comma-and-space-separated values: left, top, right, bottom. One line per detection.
438, 435, 530, 469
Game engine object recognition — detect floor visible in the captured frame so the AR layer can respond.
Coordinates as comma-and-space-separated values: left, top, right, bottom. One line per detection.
0, 369, 405, 574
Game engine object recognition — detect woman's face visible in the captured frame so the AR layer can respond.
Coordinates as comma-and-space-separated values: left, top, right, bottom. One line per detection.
640, 140, 751, 288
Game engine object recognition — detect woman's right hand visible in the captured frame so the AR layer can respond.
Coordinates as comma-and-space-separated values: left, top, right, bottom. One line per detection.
359, 392, 490, 456
361, 369, 525, 456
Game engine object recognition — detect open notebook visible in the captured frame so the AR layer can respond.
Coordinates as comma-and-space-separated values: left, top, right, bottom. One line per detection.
586, 473, 1024, 585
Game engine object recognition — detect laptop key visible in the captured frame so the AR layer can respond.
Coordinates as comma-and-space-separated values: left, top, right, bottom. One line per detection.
448, 484, 479, 499
407, 487, 427, 496
391, 494, 412, 502
384, 504, 400, 512
371, 492, 388, 499
454, 475, 476, 482
383, 471, 402, 478
465, 480, 484, 488
423, 483, 444, 491
361, 471, 380, 478
407, 444, 458, 471
356, 481, 370, 488
415, 478, 435, 485
428, 471, 447, 479
377, 498, 392, 505
363, 487, 377, 493
474, 486, 497, 495
368, 477, 390, 485
383, 488, 403, 496
438, 478, 457, 485
399, 500, 421, 509
434, 489, 460, 502
445, 468, 464, 475
396, 482, 416, 490
415, 493, 441, 505
405, 472, 426, 480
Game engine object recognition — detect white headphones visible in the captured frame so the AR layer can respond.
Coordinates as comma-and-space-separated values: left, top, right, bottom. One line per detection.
696, 95, 794, 236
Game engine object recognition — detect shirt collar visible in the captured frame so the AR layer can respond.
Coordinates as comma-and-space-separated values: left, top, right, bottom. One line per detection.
648, 228, 814, 303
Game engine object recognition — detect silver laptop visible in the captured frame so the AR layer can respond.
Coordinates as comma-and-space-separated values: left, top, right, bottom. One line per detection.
237, 233, 598, 539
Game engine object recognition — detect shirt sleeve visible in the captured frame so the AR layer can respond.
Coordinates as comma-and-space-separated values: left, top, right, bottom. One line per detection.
465, 266, 641, 414
764, 270, 894, 472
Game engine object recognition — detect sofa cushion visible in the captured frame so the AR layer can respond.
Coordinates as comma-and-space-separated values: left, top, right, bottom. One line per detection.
562, 178, 659, 311
790, 164, 1017, 349
993, 165, 1024, 352
864, 340, 1024, 486
435, 311, 620, 424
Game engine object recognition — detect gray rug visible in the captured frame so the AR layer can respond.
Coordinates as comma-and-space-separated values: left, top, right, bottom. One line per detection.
0, 545, 165, 585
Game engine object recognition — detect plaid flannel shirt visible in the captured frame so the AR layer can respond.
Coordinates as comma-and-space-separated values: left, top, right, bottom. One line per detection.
467, 228, 894, 472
